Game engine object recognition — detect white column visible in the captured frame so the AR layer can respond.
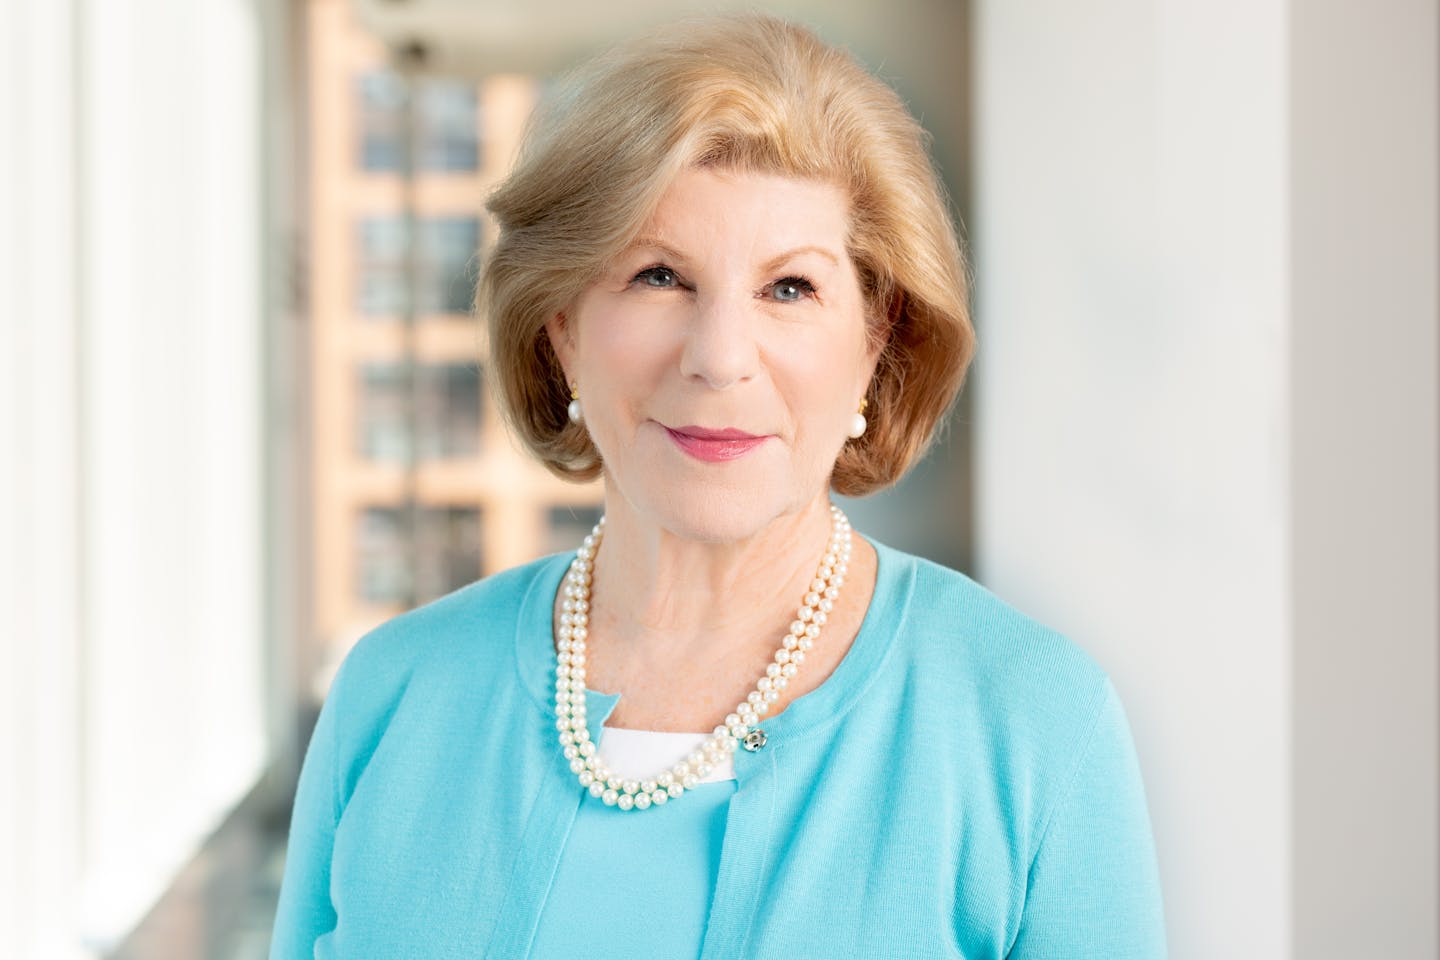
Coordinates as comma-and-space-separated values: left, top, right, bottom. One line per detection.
972, 1, 1437, 956
0, 1, 88, 956
1289, 2, 1439, 956
0, 0, 274, 954
75, 0, 267, 946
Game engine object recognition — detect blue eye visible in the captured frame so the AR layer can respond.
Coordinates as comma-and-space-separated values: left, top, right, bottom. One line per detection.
768, 277, 816, 303
633, 265, 680, 288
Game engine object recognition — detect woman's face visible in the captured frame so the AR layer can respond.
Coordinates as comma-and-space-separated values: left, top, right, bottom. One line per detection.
546, 166, 883, 542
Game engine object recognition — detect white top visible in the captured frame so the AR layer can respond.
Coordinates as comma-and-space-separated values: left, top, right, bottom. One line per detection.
596, 726, 736, 783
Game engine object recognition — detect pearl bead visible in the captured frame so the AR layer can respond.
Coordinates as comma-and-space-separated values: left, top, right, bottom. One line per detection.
633, 793, 652, 810
589, 782, 605, 798
617, 794, 634, 811
602, 789, 619, 806
651, 790, 669, 805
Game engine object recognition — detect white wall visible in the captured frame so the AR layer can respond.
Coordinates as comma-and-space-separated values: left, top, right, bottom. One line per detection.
972, 1, 1437, 957
0, 0, 272, 955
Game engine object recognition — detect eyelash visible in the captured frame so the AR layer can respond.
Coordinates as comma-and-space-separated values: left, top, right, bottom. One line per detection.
629, 265, 819, 302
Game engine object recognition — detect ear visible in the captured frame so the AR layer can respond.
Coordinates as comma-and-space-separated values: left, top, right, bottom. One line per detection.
544, 311, 576, 383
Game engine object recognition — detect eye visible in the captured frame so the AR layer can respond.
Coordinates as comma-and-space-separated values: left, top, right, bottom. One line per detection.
766, 276, 817, 303
632, 265, 682, 288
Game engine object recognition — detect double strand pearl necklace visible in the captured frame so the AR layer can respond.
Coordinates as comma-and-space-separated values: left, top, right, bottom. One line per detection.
553, 504, 853, 812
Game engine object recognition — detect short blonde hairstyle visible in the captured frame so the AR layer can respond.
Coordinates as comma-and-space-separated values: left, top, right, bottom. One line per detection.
480, 13, 974, 496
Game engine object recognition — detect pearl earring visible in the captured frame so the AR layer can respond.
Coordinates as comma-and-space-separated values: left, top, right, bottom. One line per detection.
847, 398, 868, 439
567, 383, 583, 424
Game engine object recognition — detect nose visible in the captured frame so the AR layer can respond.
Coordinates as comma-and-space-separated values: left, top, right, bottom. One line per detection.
678, 288, 760, 390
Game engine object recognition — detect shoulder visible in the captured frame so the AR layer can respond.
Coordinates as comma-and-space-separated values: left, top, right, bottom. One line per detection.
876, 538, 1115, 760
325, 552, 568, 716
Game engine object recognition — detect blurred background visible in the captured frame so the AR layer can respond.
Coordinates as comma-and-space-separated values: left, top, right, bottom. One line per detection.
0, 1, 1435, 958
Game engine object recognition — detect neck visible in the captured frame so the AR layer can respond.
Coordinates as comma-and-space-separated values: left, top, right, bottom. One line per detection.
586, 491, 839, 666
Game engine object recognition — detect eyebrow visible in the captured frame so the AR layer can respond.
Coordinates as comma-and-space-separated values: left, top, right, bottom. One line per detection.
625, 237, 841, 271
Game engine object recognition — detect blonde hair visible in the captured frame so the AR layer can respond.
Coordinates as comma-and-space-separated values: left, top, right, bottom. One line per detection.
480, 13, 974, 496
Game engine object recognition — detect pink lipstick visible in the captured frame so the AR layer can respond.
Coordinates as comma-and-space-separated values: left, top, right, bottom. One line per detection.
663, 424, 770, 462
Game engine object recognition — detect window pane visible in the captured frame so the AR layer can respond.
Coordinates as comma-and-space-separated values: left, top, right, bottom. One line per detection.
418, 217, 481, 315
546, 506, 605, 556
355, 216, 480, 317
415, 506, 483, 600
356, 70, 480, 173
357, 361, 482, 462
357, 506, 412, 604
357, 506, 482, 606
356, 217, 407, 315
415, 81, 480, 172
356, 363, 410, 461
357, 71, 407, 172
415, 362, 482, 459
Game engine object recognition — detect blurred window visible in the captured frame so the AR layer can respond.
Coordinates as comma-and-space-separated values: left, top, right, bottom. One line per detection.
357, 361, 482, 461
358, 505, 483, 605
546, 505, 605, 556
358, 70, 481, 173
356, 216, 481, 316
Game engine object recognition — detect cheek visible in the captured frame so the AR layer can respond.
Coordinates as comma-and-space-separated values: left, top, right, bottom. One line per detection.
586, 299, 675, 368
578, 301, 675, 429
772, 334, 862, 438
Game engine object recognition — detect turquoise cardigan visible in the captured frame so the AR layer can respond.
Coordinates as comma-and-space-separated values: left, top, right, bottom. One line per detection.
270, 538, 1166, 958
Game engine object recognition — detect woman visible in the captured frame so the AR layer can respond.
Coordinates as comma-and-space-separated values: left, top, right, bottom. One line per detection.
270, 13, 1166, 959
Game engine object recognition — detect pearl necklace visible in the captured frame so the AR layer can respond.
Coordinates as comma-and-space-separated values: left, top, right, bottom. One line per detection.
553, 504, 853, 812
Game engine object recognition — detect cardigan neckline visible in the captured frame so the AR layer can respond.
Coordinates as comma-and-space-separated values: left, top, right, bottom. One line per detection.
512, 530, 917, 751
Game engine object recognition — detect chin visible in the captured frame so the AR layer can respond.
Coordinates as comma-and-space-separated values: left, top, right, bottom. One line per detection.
621, 476, 802, 546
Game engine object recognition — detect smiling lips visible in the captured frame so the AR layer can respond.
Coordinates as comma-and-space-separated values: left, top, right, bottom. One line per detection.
663, 424, 771, 462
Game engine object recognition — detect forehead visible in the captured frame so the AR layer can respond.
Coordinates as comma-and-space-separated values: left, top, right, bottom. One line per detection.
639, 167, 851, 250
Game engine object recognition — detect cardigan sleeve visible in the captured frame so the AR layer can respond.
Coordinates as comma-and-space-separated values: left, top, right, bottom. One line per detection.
268, 672, 343, 959
1006, 678, 1167, 959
